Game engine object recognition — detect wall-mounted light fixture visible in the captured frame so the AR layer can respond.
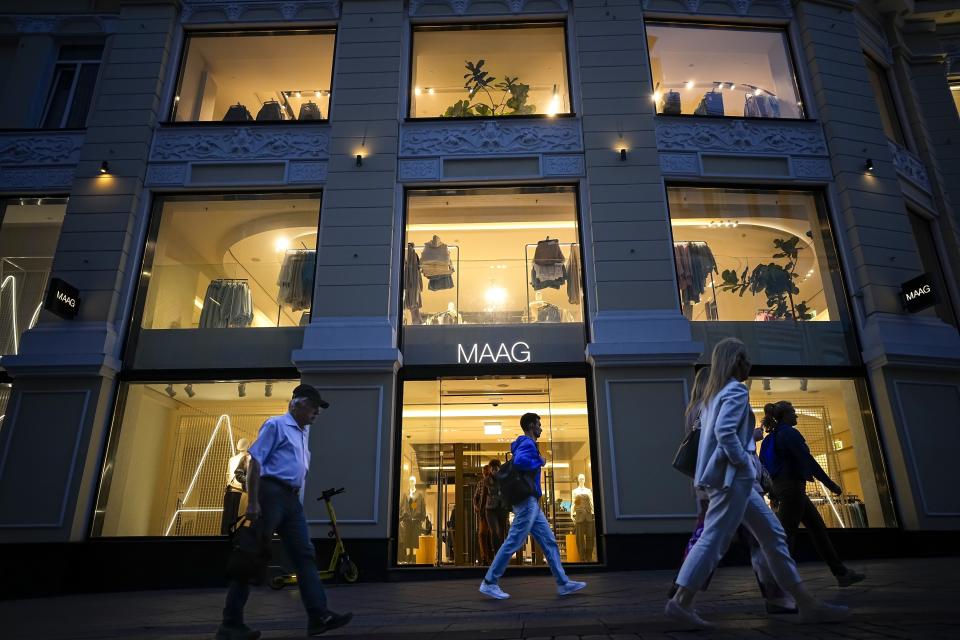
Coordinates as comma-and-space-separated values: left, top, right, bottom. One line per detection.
619, 148, 627, 162
356, 154, 363, 167
865, 158, 874, 172
184, 384, 196, 398
99, 161, 110, 174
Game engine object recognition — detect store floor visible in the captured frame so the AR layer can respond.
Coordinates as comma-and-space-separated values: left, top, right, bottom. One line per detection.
2, 557, 957, 639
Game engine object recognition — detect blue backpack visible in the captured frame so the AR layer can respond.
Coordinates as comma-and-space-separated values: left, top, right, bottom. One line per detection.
759, 430, 784, 478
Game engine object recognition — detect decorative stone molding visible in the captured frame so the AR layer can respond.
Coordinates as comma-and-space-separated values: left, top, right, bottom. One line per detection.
6, 15, 117, 34
659, 153, 699, 175
640, 0, 792, 17
542, 154, 584, 177
145, 164, 188, 186
288, 161, 328, 183
150, 125, 330, 162
888, 141, 932, 194
0, 132, 84, 166
0, 167, 75, 191
409, 0, 567, 17
398, 158, 441, 181
791, 157, 833, 179
655, 118, 828, 156
181, 0, 340, 23
400, 119, 582, 157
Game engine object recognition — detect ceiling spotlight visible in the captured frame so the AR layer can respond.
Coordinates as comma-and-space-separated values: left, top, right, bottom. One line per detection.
265, 382, 273, 397
800, 378, 808, 392
238, 383, 247, 398
184, 384, 196, 398
164, 384, 177, 398
762, 378, 771, 392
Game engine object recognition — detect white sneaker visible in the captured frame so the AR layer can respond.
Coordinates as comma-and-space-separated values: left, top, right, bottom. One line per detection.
799, 601, 850, 624
558, 580, 587, 596
664, 599, 713, 629
479, 581, 510, 600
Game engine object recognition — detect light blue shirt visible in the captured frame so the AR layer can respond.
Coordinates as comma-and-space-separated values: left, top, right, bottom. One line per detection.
248, 413, 312, 489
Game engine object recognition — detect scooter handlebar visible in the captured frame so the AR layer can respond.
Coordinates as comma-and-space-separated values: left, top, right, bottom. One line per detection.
318, 487, 346, 501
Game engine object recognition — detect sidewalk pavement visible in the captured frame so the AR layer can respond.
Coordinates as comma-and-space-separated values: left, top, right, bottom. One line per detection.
2, 557, 958, 640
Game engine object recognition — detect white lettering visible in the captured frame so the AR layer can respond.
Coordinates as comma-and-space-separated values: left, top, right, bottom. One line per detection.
906, 285, 932, 301
55, 290, 76, 307
455, 341, 533, 364
495, 343, 511, 361
479, 343, 496, 362
511, 341, 531, 363
457, 343, 478, 364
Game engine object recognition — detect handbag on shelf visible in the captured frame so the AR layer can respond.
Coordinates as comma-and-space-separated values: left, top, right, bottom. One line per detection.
256, 100, 284, 121
222, 103, 253, 122
298, 101, 323, 120
694, 90, 724, 117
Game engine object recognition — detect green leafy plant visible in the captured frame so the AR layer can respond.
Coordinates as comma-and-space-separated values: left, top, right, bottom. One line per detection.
719, 235, 814, 321
441, 60, 537, 117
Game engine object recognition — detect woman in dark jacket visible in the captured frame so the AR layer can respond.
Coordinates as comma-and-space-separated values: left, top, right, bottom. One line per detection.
759, 401, 865, 587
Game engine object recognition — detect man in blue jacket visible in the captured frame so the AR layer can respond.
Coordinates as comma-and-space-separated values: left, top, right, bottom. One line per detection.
479, 412, 587, 600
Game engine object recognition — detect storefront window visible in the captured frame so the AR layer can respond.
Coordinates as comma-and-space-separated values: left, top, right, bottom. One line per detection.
404, 187, 583, 327
92, 379, 299, 537
139, 193, 320, 330
0, 382, 10, 434
750, 377, 896, 528
0, 197, 68, 359
647, 23, 804, 119
398, 376, 596, 565
864, 55, 906, 146
171, 31, 335, 122
907, 210, 957, 327
410, 24, 570, 118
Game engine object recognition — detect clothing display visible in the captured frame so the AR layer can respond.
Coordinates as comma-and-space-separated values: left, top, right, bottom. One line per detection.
744, 93, 781, 118
399, 491, 427, 558
536, 302, 562, 323
420, 236, 455, 291
298, 101, 323, 120
425, 309, 461, 325
572, 489, 595, 561
566, 246, 581, 305
673, 241, 718, 304
199, 279, 253, 328
531, 238, 568, 290
277, 250, 316, 312
754, 309, 776, 321
403, 243, 424, 324
256, 100, 284, 121
694, 90, 724, 116
661, 90, 682, 115
223, 103, 253, 121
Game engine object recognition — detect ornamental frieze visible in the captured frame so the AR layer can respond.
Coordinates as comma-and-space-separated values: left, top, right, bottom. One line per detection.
0, 132, 84, 166
150, 125, 330, 162
655, 119, 828, 157
180, 0, 340, 23
400, 119, 582, 157
888, 141, 932, 195
409, 0, 568, 17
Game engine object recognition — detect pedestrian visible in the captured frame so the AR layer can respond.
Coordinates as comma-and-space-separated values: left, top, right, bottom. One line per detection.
479, 413, 587, 600
665, 338, 849, 628
474, 464, 494, 564
485, 459, 509, 553
217, 384, 353, 640
760, 400, 865, 587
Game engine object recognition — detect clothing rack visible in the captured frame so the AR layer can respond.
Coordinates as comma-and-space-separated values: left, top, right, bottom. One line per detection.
524, 242, 578, 322
411, 244, 459, 323
674, 241, 718, 320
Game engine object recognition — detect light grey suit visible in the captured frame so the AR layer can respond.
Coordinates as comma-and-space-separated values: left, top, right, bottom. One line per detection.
677, 379, 802, 592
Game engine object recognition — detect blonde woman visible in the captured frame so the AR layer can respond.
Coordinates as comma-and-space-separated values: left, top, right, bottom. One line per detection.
665, 338, 849, 628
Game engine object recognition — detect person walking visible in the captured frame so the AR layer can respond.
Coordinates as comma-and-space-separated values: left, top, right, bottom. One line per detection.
485, 459, 509, 554
665, 338, 849, 628
759, 400, 865, 587
479, 413, 587, 600
217, 384, 352, 640
474, 464, 494, 564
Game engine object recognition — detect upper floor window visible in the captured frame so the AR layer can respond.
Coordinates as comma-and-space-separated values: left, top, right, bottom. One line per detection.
403, 186, 583, 327
647, 23, 804, 119
138, 193, 320, 331
410, 24, 570, 119
171, 31, 335, 123
864, 55, 905, 146
42, 45, 102, 129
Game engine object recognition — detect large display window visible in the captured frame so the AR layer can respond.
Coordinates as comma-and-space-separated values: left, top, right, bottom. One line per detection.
0, 197, 68, 359
398, 376, 596, 566
750, 377, 896, 529
171, 31, 335, 122
410, 24, 570, 118
647, 23, 804, 119
92, 379, 300, 537
137, 193, 320, 331
403, 187, 583, 327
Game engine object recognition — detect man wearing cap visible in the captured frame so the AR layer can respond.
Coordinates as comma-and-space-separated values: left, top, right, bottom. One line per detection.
217, 384, 353, 640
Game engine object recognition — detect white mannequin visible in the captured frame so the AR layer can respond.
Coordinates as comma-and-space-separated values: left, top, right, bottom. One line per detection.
570, 473, 594, 521
226, 438, 251, 490
408, 475, 417, 499
444, 301, 462, 324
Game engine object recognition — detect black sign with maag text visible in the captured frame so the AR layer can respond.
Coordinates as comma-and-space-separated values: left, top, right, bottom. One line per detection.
44, 277, 81, 319
900, 273, 938, 313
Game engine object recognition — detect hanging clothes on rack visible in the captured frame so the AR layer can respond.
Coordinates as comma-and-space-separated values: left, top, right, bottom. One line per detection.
420, 235, 454, 291
566, 245, 581, 305
199, 279, 253, 328
531, 238, 567, 290
673, 241, 718, 304
403, 242, 424, 324
277, 249, 316, 312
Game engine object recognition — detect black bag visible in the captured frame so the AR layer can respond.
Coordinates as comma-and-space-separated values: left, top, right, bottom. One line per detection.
494, 454, 535, 507
298, 101, 323, 120
256, 100, 284, 121
672, 427, 700, 478
223, 103, 253, 122
226, 516, 270, 584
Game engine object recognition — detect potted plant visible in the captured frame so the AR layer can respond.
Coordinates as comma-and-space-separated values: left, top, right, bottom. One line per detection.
719, 236, 814, 321
441, 60, 536, 117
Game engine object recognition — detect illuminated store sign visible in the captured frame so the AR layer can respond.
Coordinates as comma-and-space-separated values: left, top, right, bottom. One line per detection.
44, 278, 80, 320
900, 273, 937, 313
457, 341, 531, 364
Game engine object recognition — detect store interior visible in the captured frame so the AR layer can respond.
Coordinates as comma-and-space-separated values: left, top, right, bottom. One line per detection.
404, 188, 583, 326
398, 376, 596, 566
173, 31, 335, 122
410, 25, 570, 118
140, 195, 320, 330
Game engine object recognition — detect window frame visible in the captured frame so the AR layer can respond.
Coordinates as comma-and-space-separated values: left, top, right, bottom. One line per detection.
39, 44, 103, 130
863, 53, 907, 148
643, 20, 809, 121
167, 28, 338, 125
405, 20, 576, 122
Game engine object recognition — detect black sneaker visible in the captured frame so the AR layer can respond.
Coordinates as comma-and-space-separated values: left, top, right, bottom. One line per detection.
215, 622, 261, 640
307, 611, 354, 636
836, 569, 865, 587
765, 602, 799, 615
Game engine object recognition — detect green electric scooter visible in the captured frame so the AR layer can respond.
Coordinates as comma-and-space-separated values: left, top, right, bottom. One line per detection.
269, 487, 359, 589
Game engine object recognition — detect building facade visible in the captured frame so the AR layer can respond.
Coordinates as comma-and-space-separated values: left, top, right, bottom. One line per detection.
1, 0, 959, 587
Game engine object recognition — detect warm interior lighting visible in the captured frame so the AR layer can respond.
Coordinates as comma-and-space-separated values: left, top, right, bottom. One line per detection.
951, 85, 959, 91
685, 80, 695, 90
428, 87, 435, 95
414, 86, 422, 96
652, 90, 662, 103
402, 407, 588, 418
193, 296, 204, 311
546, 84, 560, 117
406, 221, 576, 232
484, 286, 508, 308
483, 421, 503, 436
274, 237, 291, 252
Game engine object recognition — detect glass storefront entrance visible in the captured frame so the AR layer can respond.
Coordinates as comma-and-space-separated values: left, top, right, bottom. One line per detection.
398, 375, 596, 567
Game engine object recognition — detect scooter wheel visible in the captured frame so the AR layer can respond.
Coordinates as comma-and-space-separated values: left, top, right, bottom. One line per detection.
339, 557, 359, 583
269, 575, 287, 590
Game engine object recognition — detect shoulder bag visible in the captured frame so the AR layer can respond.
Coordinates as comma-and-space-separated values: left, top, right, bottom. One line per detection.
672, 417, 700, 478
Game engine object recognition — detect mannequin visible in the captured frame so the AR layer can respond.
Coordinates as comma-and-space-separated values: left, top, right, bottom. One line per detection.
443, 301, 462, 324
221, 438, 251, 535
571, 473, 595, 561
399, 476, 426, 562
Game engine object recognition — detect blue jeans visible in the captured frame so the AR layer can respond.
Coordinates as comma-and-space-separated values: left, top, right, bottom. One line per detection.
223, 480, 327, 625
484, 496, 569, 586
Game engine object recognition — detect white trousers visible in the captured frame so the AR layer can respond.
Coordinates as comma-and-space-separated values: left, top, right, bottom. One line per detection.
677, 477, 801, 592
